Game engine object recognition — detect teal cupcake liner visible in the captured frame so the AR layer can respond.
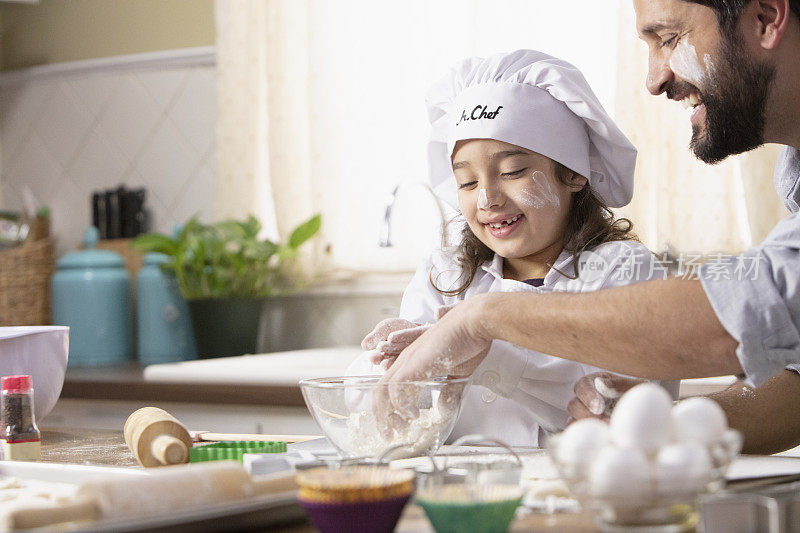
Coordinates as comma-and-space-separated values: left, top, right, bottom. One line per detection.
189, 440, 287, 463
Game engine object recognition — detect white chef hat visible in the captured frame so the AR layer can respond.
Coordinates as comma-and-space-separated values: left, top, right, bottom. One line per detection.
427, 49, 636, 209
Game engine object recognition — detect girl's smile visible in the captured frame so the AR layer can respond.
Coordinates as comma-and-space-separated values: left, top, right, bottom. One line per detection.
482, 213, 524, 238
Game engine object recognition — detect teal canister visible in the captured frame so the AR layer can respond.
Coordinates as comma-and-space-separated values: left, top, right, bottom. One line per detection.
51, 227, 132, 366
137, 253, 197, 364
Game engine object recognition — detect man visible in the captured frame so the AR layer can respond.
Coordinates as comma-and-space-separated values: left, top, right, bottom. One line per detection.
379, 0, 800, 450
567, 0, 800, 455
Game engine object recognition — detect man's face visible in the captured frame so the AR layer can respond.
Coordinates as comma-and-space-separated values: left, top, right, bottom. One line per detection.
633, 0, 775, 164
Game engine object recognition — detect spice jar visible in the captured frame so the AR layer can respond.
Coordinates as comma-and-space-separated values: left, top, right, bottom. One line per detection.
1, 375, 41, 461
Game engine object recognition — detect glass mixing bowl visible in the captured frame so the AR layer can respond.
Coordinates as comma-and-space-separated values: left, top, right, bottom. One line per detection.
299, 376, 469, 459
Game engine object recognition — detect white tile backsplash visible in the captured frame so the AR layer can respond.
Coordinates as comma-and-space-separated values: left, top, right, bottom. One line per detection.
94, 73, 164, 163
0, 83, 55, 164
66, 127, 130, 194
65, 74, 121, 123
33, 81, 93, 172
49, 179, 89, 253
0, 50, 217, 255
134, 115, 199, 207
6, 132, 64, 202
168, 69, 216, 156
169, 156, 214, 229
135, 69, 189, 115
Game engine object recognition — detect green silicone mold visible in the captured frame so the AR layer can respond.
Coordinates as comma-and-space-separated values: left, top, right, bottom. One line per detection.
189, 440, 287, 463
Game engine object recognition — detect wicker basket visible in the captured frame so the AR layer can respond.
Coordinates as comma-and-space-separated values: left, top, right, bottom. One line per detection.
0, 238, 55, 326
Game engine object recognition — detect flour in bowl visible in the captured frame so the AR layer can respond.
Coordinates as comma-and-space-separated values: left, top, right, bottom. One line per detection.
343, 408, 450, 458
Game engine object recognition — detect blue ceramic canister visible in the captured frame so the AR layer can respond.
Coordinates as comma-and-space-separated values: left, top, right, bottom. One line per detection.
137, 252, 197, 364
51, 227, 132, 365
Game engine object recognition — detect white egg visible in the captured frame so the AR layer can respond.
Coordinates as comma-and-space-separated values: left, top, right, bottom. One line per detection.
655, 442, 712, 495
610, 383, 673, 451
671, 397, 728, 445
589, 445, 652, 499
555, 418, 611, 468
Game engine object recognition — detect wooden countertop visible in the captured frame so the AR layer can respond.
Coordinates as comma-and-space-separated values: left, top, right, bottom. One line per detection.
40, 427, 598, 532
41, 427, 138, 467
60, 363, 306, 407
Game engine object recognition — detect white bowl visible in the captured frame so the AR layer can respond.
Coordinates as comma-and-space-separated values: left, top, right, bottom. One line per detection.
0, 326, 69, 421
300, 375, 469, 459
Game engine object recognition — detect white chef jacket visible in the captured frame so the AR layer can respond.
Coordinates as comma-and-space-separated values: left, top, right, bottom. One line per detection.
349, 240, 679, 447
700, 146, 800, 387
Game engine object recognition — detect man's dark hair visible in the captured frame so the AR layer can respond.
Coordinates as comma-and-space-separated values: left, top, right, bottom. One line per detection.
683, 0, 800, 36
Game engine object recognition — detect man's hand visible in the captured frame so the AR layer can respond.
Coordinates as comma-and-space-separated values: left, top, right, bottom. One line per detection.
374, 297, 492, 422
567, 372, 645, 422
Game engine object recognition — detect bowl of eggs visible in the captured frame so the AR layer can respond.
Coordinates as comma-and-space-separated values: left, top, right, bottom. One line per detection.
549, 383, 741, 532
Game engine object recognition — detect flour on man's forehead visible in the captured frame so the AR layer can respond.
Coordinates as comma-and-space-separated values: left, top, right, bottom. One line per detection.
456, 104, 504, 126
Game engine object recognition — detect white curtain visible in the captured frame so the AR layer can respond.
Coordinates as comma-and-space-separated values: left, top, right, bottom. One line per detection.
214, 0, 621, 274
614, 0, 786, 255
214, 0, 277, 238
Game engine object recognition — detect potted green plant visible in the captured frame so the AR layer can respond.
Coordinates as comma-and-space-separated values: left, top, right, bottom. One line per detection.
133, 214, 321, 358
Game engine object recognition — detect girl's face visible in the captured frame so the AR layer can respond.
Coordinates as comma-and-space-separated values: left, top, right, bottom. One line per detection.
452, 139, 587, 264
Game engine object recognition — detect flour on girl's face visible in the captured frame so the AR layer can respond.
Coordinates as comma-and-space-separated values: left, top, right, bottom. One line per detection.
516, 170, 560, 209
477, 188, 490, 210
669, 40, 713, 86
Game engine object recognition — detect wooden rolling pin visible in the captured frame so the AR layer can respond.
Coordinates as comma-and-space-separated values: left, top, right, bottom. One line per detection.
124, 407, 193, 467
124, 407, 322, 467
6, 462, 298, 530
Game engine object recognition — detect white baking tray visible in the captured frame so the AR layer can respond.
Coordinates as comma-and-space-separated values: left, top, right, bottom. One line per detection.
0, 462, 305, 533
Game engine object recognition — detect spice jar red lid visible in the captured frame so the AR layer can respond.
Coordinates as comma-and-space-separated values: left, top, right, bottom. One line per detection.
1, 375, 32, 393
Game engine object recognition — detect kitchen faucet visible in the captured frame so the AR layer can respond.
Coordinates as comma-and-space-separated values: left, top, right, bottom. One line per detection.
379, 182, 448, 248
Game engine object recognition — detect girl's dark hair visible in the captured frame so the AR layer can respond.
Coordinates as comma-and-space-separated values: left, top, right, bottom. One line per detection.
432, 162, 637, 297
682, 0, 800, 36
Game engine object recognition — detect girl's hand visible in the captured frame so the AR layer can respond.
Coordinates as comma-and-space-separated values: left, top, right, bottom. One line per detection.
362, 306, 455, 369
373, 297, 492, 423
362, 318, 419, 351
567, 372, 645, 423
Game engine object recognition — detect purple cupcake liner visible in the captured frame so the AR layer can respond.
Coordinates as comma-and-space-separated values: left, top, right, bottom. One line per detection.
299, 494, 411, 533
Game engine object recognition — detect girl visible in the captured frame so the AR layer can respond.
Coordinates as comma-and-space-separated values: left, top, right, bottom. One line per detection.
349, 49, 676, 446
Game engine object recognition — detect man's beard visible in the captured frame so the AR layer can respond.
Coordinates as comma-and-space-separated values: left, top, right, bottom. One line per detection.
682, 36, 775, 164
